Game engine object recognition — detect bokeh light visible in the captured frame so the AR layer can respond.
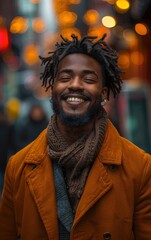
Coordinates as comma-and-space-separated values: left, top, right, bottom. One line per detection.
102, 16, 116, 28
115, 0, 130, 13
23, 44, 39, 65
32, 18, 46, 33
135, 23, 149, 36
57, 11, 77, 27
60, 27, 81, 40
118, 51, 130, 69
123, 29, 138, 47
83, 9, 100, 26
30, 0, 41, 3
131, 51, 144, 65
68, 0, 81, 4
87, 26, 111, 40
10, 16, 28, 34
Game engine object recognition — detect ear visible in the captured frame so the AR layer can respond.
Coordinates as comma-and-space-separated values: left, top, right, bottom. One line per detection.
101, 87, 107, 100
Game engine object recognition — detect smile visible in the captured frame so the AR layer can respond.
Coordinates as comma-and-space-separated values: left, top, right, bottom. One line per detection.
66, 97, 84, 103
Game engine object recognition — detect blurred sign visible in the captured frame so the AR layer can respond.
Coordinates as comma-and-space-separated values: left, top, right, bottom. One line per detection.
0, 27, 10, 52
117, 84, 151, 153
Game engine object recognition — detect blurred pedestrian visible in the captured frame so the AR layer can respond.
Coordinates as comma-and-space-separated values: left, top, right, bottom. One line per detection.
14, 102, 49, 150
0, 105, 15, 195
0, 34, 151, 239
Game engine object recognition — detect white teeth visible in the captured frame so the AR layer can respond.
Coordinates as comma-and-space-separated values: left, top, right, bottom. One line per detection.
66, 97, 84, 102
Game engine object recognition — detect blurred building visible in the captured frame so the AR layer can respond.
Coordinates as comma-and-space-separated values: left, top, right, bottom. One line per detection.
0, 0, 151, 152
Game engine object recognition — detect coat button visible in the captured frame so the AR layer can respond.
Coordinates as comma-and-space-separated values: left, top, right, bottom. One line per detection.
103, 232, 111, 240
108, 164, 117, 171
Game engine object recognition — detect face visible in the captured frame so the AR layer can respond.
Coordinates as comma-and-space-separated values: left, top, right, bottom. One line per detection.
30, 105, 45, 122
50, 53, 107, 126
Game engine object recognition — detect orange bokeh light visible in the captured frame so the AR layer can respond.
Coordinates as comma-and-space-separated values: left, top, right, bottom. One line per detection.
83, 9, 100, 26
10, 16, 28, 34
32, 18, 46, 33
131, 51, 144, 65
23, 44, 39, 65
30, 0, 41, 3
60, 28, 81, 40
135, 23, 149, 36
87, 26, 110, 40
58, 11, 77, 27
118, 52, 130, 69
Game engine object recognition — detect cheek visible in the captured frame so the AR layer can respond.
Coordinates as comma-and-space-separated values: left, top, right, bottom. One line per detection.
51, 85, 60, 97
53, 82, 67, 94
88, 87, 102, 98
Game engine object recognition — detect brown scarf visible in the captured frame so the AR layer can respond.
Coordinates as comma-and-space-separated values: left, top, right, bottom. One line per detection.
47, 107, 108, 212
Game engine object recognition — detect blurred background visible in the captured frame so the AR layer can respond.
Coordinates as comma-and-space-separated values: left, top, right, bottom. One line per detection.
0, 0, 151, 191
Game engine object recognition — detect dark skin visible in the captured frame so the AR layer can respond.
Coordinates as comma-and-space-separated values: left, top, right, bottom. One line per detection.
50, 53, 107, 144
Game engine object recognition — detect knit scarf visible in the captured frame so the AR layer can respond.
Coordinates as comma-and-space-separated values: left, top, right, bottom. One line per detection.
47, 107, 108, 212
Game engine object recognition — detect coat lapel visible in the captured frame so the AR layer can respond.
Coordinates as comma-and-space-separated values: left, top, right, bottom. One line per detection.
23, 130, 59, 240
74, 157, 113, 225
74, 120, 122, 225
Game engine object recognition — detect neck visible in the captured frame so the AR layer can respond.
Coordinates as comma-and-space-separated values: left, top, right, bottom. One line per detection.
56, 116, 95, 144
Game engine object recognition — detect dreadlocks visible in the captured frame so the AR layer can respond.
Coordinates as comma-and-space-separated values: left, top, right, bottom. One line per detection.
39, 34, 123, 99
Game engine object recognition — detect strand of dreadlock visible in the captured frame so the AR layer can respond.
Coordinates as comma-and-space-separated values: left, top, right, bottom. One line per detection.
60, 35, 70, 43
93, 49, 110, 67
59, 43, 76, 60
40, 56, 54, 88
71, 34, 79, 46
80, 35, 97, 46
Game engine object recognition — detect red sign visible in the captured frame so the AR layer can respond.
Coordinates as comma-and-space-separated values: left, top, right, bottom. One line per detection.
0, 27, 10, 51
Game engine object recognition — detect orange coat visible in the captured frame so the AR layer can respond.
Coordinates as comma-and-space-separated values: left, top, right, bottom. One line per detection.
0, 120, 151, 240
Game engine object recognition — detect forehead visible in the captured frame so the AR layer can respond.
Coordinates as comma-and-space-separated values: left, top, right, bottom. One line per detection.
58, 53, 102, 74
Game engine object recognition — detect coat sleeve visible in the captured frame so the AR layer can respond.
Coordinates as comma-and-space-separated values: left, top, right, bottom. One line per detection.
0, 157, 17, 240
133, 153, 151, 239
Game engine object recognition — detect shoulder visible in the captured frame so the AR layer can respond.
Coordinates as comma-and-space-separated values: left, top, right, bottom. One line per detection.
103, 120, 151, 170
101, 120, 151, 197
6, 129, 48, 175
120, 136, 151, 175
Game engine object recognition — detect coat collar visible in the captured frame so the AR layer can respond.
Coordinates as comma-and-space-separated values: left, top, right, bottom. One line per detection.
99, 120, 122, 165
24, 129, 48, 165
24, 120, 122, 166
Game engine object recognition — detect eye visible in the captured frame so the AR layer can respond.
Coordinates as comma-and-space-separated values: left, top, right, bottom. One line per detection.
84, 78, 96, 83
83, 74, 97, 83
58, 74, 71, 82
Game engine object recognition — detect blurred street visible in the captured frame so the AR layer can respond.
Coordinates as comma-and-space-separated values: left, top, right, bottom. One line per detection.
0, 0, 151, 188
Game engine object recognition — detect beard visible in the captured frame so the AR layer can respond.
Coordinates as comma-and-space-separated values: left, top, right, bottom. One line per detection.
51, 94, 102, 127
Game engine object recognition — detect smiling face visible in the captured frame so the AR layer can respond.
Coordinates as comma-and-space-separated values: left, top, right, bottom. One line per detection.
50, 53, 107, 127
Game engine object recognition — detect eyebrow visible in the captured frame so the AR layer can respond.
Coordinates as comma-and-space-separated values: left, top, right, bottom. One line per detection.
58, 69, 99, 78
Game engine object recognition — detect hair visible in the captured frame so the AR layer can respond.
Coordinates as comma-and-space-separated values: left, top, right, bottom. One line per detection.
39, 34, 123, 99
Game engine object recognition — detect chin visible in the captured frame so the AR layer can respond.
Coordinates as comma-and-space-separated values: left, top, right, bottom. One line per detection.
59, 112, 90, 127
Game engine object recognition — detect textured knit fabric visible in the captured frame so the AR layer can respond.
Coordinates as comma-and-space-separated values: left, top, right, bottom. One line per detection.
47, 107, 107, 211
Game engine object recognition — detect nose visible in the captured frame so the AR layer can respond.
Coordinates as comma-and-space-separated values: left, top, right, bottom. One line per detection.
68, 76, 83, 90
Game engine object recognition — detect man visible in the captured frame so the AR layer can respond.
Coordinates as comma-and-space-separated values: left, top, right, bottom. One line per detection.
0, 34, 151, 240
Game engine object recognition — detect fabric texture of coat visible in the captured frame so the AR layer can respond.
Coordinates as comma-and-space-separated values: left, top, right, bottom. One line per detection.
0, 120, 151, 240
